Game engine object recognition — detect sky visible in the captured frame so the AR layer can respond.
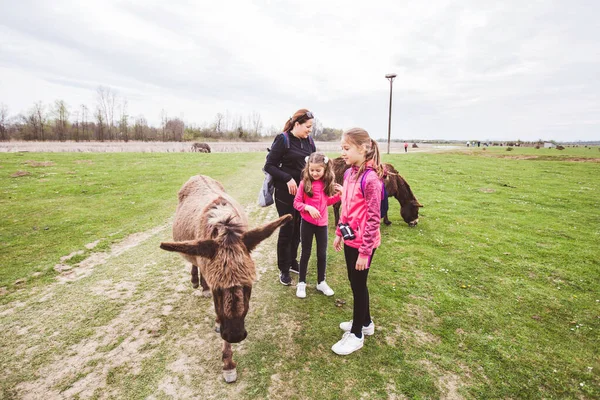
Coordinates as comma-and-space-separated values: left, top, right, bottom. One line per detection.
1, 0, 599, 142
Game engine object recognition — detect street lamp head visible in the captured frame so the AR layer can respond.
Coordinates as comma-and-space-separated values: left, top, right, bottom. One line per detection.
385, 73, 397, 79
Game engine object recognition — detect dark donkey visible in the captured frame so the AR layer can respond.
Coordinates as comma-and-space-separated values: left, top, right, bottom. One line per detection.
160, 175, 291, 383
332, 157, 422, 227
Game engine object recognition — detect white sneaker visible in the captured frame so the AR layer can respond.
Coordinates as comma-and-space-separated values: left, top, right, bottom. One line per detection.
296, 282, 306, 298
339, 320, 375, 335
331, 332, 364, 355
316, 281, 334, 296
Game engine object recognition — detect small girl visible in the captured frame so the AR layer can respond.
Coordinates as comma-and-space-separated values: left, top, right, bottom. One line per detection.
293, 152, 342, 298
331, 128, 384, 356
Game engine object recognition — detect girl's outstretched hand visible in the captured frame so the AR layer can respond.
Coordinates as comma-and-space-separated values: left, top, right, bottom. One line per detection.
355, 254, 369, 270
304, 205, 321, 219
333, 235, 343, 252
334, 183, 343, 195
287, 178, 298, 195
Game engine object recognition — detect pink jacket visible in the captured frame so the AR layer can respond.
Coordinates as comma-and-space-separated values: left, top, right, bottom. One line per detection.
293, 180, 341, 227
336, 164, 382, 256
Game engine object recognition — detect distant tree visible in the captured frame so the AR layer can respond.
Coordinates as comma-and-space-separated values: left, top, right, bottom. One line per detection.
166, 117, 185, 141
160, 109, 167, 141
214, 112, 224, 134
97, 86, 117, 140
320, 127, 343, 141
52, 100, 70, 141
118, 99, 129, 142
95, 107, 105, 141
250, 111, 262, 135
134, 115, 148, 141
311, 118, 324, 140
81, 104, 89, 141
0, 103, 8, 141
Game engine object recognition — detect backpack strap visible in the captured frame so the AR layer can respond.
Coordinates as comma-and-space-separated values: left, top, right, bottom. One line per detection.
282, 131, 316, 152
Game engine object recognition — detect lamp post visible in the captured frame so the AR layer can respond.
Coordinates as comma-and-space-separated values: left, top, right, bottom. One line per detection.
385, 73, 397, 155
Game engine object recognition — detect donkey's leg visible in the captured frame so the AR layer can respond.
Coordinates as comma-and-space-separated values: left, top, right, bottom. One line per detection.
190, 265, 199, 288
383, 211, 392, 226
200, 275, 211, 298
222, 341, 237, 383
215, 315, 221, 333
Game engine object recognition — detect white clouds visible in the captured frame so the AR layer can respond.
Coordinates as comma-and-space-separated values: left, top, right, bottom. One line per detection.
0, 0, 598, 141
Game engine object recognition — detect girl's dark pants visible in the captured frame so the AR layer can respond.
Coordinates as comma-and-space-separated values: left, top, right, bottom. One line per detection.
344, 245, 376, 338
275, 186, 301, 273
299, 219, 328, 284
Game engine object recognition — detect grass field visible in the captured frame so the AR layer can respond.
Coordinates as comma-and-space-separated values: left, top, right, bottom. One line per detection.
0, 146, 598, 399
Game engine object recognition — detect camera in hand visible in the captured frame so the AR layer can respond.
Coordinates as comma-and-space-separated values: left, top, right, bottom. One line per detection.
338, 223, 355, 240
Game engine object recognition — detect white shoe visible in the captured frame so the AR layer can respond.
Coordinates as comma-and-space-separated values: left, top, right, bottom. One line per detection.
296, 282, 306, 298
339, 320, 375, 336
316, 281, 334, 296
331, 332, 364, 355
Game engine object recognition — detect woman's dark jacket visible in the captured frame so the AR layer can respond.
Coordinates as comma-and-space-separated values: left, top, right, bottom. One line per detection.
264, 133, 315, 191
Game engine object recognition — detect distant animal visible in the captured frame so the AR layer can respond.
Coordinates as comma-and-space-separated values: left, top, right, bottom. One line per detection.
191, 142, 211, 153
332, 157, 422, 227
160, 175, 291, 383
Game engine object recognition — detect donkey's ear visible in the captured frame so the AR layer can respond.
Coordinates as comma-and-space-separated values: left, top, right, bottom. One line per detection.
160, 239, 218, 259
242, 214, 293, 252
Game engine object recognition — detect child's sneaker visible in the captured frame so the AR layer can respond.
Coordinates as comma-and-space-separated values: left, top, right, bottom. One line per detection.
316, 281, 334, 296
339, 320, 375, 336
296, 282, 306, 298
331, 332, 364, 355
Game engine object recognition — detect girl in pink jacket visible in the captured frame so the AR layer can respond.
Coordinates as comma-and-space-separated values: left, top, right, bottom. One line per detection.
331, 128, 384, 356
293, 152, 342, 299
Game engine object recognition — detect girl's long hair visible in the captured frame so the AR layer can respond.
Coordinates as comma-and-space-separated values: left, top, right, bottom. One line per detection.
301, 152, 336, 197
342, 128, 384, 178
283, 109, 313, 133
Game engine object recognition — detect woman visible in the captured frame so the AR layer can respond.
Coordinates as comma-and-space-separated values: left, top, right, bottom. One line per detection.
264, 109, 316, 285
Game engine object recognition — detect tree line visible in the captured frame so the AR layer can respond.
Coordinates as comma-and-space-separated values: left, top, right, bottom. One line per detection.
0, 87, 343, 142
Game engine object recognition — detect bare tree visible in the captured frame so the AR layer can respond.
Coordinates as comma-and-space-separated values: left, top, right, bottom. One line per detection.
119, 99, 129, 142
160, 109, 167, 141
214, 112, 224, 134
166, 118, 185, 141
250, 111, 263, 135
34, 102, 46, 140
133, 115, 147, 141
53, 100, 69, 141
0, 103, 8, 141
95, 106, 105, 141
80, 104, 89, 140
96, 86, 117, 140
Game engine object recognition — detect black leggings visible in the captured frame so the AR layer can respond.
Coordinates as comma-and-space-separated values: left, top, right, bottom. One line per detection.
299, 220, 328, 284
344, 245, 376, 338
275, 187, 301, 273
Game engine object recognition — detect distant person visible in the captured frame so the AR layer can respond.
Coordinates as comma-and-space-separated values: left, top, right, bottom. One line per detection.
466, 141, 470, 147
293, 152, 342, 298
264, 109, 316, 286
404, 142, 408, 153
332, 127, 384, 356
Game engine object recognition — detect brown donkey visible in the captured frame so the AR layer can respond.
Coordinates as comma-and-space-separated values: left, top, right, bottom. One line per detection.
332, 157, 422, 227
160, 175, 291, 383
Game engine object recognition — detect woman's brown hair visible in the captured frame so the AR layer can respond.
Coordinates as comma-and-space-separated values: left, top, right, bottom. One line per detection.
283, 109, 314, 133
342, 128, 384, 178
301, 152, 336, 197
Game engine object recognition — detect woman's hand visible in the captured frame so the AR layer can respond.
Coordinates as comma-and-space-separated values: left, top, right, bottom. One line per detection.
304, 205, 321, 219
334, 183, 343, 195
287, 179, 298, 195
355, 254, 369, 270
333, 235, 343, 252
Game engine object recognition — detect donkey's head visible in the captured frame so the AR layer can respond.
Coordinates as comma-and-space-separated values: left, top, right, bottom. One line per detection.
160, 214, 292, 343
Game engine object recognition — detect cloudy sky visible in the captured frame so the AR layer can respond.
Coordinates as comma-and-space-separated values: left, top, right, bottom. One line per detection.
1, 0, 598, 142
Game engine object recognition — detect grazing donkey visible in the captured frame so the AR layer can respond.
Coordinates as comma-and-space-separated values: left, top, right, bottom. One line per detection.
160, 175, 291, 383
191, 142, 211, 153
332, 157, 422, 227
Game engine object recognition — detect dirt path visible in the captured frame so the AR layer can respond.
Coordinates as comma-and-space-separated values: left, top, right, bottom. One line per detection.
0, 204, 282, 399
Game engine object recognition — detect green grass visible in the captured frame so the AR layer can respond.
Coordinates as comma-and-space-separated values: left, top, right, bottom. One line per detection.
0, 147, 598, 399
0, 152, 263, 295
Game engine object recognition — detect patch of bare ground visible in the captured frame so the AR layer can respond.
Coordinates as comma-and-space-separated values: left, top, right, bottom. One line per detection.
23, 160, 56, 167
418, 359, 471, 400
10, 170, 30, 177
